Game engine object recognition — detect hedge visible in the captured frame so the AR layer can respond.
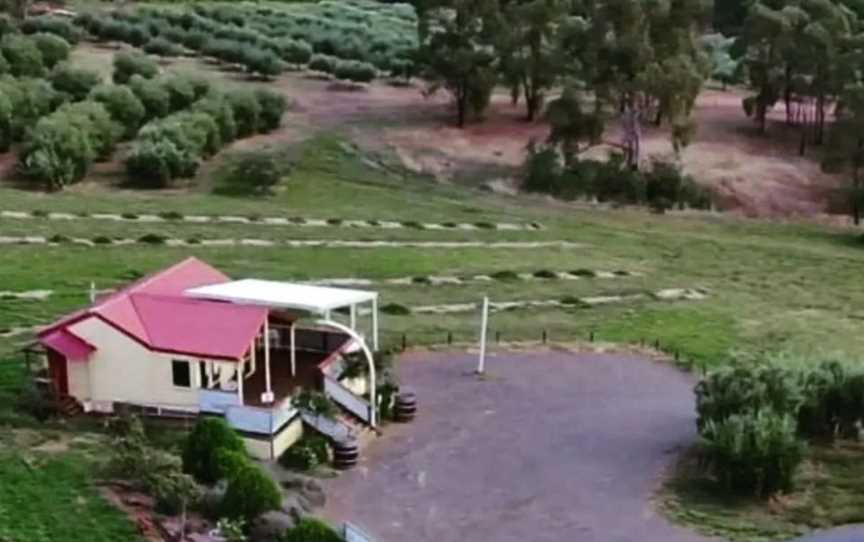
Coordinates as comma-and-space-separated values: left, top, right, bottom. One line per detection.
113, 51, 158, 84
89, 84, 146, 138
49, 63, 102, 102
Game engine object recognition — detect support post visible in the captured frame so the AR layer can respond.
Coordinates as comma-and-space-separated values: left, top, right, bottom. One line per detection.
263, 319, 273, 404
237, 359, 244, 404
477, 296, 489, 374
315, 319, 376, 427
372, 297, 379, 351
349, 304, 357, 331
290, 322, 296, 377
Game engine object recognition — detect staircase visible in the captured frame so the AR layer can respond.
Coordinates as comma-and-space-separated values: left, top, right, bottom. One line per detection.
56, 395, 83, 416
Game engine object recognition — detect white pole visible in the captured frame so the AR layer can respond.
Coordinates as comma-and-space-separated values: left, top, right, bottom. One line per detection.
477, 296, 489, 374
263, 319, 272, 403
350, 304, 357, 331
237, 359, 244, 404
315, 319, 376, 427
89, 282, 96, 303
371, 297, 379, 351
290, 322, 296, 377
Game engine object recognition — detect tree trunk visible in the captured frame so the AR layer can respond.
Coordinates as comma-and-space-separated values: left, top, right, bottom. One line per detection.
622, 104, 641, 170
784, 65, 792, 125
815, 93, 825, 145
456, 84, 466, 128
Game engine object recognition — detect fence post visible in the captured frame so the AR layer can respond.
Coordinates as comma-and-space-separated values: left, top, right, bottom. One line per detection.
654, 338, 660, 350
401, 333, 407, 352
447, 331, 452, 345
589, 331, 594, 342
495, 331, 501, 343
542, 329, 547, 344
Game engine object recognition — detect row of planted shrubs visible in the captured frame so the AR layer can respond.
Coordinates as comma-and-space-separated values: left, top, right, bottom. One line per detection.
522, 144, 712, 212
694, 359, 864, 497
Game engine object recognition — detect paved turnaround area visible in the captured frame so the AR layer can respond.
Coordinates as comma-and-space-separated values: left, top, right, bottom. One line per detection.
321, 350, 709, 542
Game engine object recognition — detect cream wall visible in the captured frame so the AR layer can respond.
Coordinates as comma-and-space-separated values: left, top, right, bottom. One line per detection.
69, 317, 230, 410
243, 416, 304, 461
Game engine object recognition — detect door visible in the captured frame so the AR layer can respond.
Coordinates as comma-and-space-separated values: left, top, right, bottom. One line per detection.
47, 350, 69, 396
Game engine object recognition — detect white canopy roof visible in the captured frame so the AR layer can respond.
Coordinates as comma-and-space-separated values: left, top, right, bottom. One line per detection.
185, 279, 378, 313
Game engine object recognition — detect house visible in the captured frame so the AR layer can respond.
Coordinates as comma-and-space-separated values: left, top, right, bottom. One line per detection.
35, 257, 380, 460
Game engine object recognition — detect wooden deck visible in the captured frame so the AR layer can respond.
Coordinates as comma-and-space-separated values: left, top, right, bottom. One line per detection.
242, 349, 331, 407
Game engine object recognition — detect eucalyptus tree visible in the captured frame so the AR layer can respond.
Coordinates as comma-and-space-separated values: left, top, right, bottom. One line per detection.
825, 84, 864, 224
418, 0, 502, 127
551, 0, 709, 168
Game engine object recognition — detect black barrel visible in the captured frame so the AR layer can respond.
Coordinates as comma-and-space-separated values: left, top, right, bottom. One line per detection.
333, 438, 359, 470
394, 390, 417, 423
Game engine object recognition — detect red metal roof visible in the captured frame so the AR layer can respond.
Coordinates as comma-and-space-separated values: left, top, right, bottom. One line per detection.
41, 328, 95, 361
38, 257, 267, 361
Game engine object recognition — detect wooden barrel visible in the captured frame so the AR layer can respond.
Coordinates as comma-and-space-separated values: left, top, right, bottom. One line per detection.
394, 390, 417, 422
333, 438, 359, 470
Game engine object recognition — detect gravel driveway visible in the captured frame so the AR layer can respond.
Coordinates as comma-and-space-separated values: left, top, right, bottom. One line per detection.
321, 350, 709, 542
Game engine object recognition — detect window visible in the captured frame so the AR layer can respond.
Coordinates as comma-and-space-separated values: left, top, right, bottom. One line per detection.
172, 360, 192, 388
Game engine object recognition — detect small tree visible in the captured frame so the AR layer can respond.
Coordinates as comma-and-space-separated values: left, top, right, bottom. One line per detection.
30, 33, 70, 69
1, 34, 45, 77
49, 64, 102, 102
113, 51, 158, 84
182, 418, 246, 485
89, 84, 146, 138
214, 149, 289, 196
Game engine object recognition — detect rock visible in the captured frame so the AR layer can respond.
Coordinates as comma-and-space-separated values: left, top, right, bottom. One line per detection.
249, 511, 297, 542
198, 482, 227, 519
277, 472, 327, 509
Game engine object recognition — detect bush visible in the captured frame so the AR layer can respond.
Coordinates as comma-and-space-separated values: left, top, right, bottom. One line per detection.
113, 52, 158, 84
181, 418, 246, 485
89, 84, 146, 138
56, 100, 120, 160
21, 16, 82, 44
278, 435, 329, 471
126, 139, 194, 188
49, 64, 102, 102
308, 53, 339, 74
695, 364, 804, 430
214, 149, 288, 196
1, 34, 45, 77
241, 46, 284, 78
30, 33, 70, 69
20, 112, 95, 189
128, 74, 171, 120
0, 76, 61, 140
226, 89, 261, 137
255, 88, 287, 132
221, 463, 282, 522
213, 448, 250, 482
192, 92, 237, 144
277, 38, 312, 65
281, 518, 343, 542
798, 360, 864, 440
143, 37, 184, 57
160, 75, 197, 112
700, 409, 806, 497
333, 59, 376, 82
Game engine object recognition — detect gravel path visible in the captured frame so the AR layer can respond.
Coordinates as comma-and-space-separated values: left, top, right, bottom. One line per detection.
321, 351, 709, 542
789, 527, 864, 542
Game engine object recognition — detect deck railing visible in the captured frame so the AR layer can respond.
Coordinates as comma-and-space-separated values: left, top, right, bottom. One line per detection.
225, 401, 298, 435
323, 374, 372, 424
198, 388, 242, 414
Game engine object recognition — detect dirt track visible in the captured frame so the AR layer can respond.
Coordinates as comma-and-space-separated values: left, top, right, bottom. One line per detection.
320, 351, 708, 542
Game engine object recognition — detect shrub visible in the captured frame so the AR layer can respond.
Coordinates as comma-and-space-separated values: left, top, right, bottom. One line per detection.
56, 100, 120, 160
695, 364, 804, 430
143, 37, 184, 57
213, 448, 250, 482
221, 463, 282, 522
214, 149, 288, 196
0, 89, 11, 152
490, 270, 519, 281
277, 38, 313, 65
30, 33, 70, 69
138, 233, 167, 245
226, 89, 261, 137
113, 52, 158, 84
381, 303, 410, 315
241, 47, 284, 78
181, 417, 246, 484
89, 84, 146, 138
0, 76, 60, 140
21, 16, 82, 44
20, 112, 95, 190
1, 34, 45, 77
278, 435, 329, 471
152, 470, 202, 515
160, 75, 198, 112
798, 360, 864, 440
49, 64, 102, 102
126, 139, 196, 188
700, 409, 806, 497
128, 74, 170, 120
281, 518, 343, 542
254, 88, 286, 132
334, 59, 376, 82
192, 92, 237, 144
308, 53, 339, 74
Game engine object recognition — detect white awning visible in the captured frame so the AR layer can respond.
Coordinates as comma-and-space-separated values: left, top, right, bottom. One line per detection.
185, 279, 378, 313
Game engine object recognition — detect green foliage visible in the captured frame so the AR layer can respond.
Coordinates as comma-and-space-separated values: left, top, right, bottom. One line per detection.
49, 63, 102, 102
192, 91, 237, 144
1, 77, 61, 139
292, 390, 338, 419
21, 16, 82, 44
798, 361, 864, 440
143, 37, 184, 57
277, 38, 313, 64
254, 88, 287, 132
181, 418, 246, 485
125, 139, 194, 188
113, 52, 158, 85
1, 34, 44, 77
334, 59, 376, 82
216, 519, 248, 542
221, 463, 282, 522
700, 409, 806, 497
56, 100, 121, 159
308, 53, 339, 74
280, 518, 343, 542
128, 74, 170, 120
226, 89, 261, 137
89, 84, 146, 138
0, 88, 12, 152
213, 448, 250, 482
214, 148, 289, 196
30, 33, 70, 69
278, 435, 330, 471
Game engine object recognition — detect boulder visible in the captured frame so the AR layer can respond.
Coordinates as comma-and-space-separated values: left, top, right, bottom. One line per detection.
249, 511, 297, 542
